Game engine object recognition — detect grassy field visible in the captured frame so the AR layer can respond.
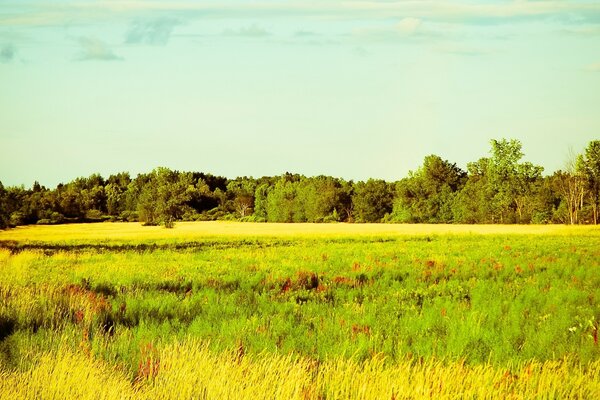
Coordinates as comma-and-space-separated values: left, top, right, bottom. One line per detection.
1, 222, 599, 398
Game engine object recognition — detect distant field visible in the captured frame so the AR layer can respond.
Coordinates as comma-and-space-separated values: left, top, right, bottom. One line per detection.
1, 221, 597, 242
1, 222, 599, 399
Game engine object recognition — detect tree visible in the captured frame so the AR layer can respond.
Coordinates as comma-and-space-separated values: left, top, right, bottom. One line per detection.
487, 139, 523, 223
105, 172, 131, 217
582, 140, 600, 224
253, 183, 269, 221
0, 181, 8, 229
352, 179, 393, 223
512, 162, 544, 223
227, 178, 256, 218
392, 155, 466, 223
266, 178, 296, 222
137, 168, 194, 228
293, 176, 344, 222
553, 151, 586, 225
458, 139, 543, 224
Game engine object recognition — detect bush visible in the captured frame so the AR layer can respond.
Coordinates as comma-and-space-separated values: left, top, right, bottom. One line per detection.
85, 209, 104, 221
240, 215, 266, 223
50, 212, 65, 224
532, 211, 550, 225
9, 212, 25, 227
119, 211, 139, 222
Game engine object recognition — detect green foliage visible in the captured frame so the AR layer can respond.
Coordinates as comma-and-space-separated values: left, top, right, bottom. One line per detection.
137, 168, 195, 228
582, 140, 600, 224
392, 155, 466, 223
352, 179, 393, 222
0, 181, 8, 229
3, 139, 600, 227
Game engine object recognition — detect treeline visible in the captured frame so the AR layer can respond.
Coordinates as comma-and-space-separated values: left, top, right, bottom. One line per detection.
1, 139, 599, 228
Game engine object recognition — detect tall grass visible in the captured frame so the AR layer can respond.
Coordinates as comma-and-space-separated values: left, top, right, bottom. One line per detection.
1, 340, 599, 399
1, 222, 599, 398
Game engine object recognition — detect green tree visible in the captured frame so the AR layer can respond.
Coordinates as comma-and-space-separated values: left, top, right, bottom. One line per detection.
352, 179, 393, 223
487, 139, 524, 223
453, 158, 490, 223
457, 139, 543, 224
266, 178, 296, 222
105, 172, 131, 217
392, 155, 466, 223
513, 162, 544, 223
227, 178, 257, 218
0, 181, 9, 229
582, 140, 600, 224
137, 168, 194, 228
253, 183, 269, 221
553, 152, 587, 225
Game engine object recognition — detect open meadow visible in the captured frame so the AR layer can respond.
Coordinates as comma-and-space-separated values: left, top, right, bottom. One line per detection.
1, 222, 599, 399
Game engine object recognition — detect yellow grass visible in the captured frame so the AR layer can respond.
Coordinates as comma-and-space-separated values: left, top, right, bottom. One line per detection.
1, 221, 598, 243
1, 341, 599, 400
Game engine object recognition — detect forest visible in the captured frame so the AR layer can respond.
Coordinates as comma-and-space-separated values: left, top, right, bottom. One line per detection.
1, 139, 599, 228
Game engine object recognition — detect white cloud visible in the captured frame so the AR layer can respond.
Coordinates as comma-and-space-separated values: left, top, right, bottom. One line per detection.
76, 37, 122, 61
396, 17, 421, 35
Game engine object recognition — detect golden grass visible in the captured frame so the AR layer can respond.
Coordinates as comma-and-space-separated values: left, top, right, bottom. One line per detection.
1, 221, 598, 243
1, 341, 599, 400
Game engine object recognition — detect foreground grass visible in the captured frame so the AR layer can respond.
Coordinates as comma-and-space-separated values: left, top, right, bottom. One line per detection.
1, 222, 599, 398
2, 341, 599, 399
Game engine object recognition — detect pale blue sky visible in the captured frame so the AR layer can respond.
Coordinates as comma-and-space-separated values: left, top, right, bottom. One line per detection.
1, 1, 599, 187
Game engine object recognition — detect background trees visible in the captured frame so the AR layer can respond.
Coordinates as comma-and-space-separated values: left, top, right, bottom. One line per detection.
1, 138, 598, 229
352, 179, 394, 222
392, 155, 466, 223
0, 181, 8, 229
582, 141, 600, 224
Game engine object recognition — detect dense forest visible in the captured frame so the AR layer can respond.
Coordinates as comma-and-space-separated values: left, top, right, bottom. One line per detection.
1, 139, 599, 228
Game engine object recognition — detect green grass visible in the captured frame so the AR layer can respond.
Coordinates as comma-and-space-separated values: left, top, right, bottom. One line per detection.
0, 223, 599, 397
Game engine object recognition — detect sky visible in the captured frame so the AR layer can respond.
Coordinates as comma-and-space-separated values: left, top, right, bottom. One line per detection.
1, 0, 599, 187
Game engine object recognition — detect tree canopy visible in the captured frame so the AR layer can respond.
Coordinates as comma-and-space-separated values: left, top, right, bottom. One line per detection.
1, 139, 599, 228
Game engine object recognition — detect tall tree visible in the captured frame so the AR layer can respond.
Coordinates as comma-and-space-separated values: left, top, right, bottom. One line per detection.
393, 155, 466, 223
253, 183, 269, 221
487, 139, 523, 223
105, 172, 131, 217
227, 178, 257, 218
352, 179, 393, 223
137, 168, 194, 228
582, 140, 600, 224
0, 181, 8, 229
554, 151, 587, 225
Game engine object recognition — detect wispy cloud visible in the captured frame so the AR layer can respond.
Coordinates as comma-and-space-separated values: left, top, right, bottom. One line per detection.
4, 1, 600, 27
562, 26, 600, 36
125, 17, 180, 45
352, 17, 439, 43
76, 37, 122, 61
223, 24, 270, 38
0, 44, 16, 63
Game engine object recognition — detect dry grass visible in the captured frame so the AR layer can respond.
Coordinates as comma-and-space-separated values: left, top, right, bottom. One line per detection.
1, 341, 599, 400
1, 221, 598, 244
